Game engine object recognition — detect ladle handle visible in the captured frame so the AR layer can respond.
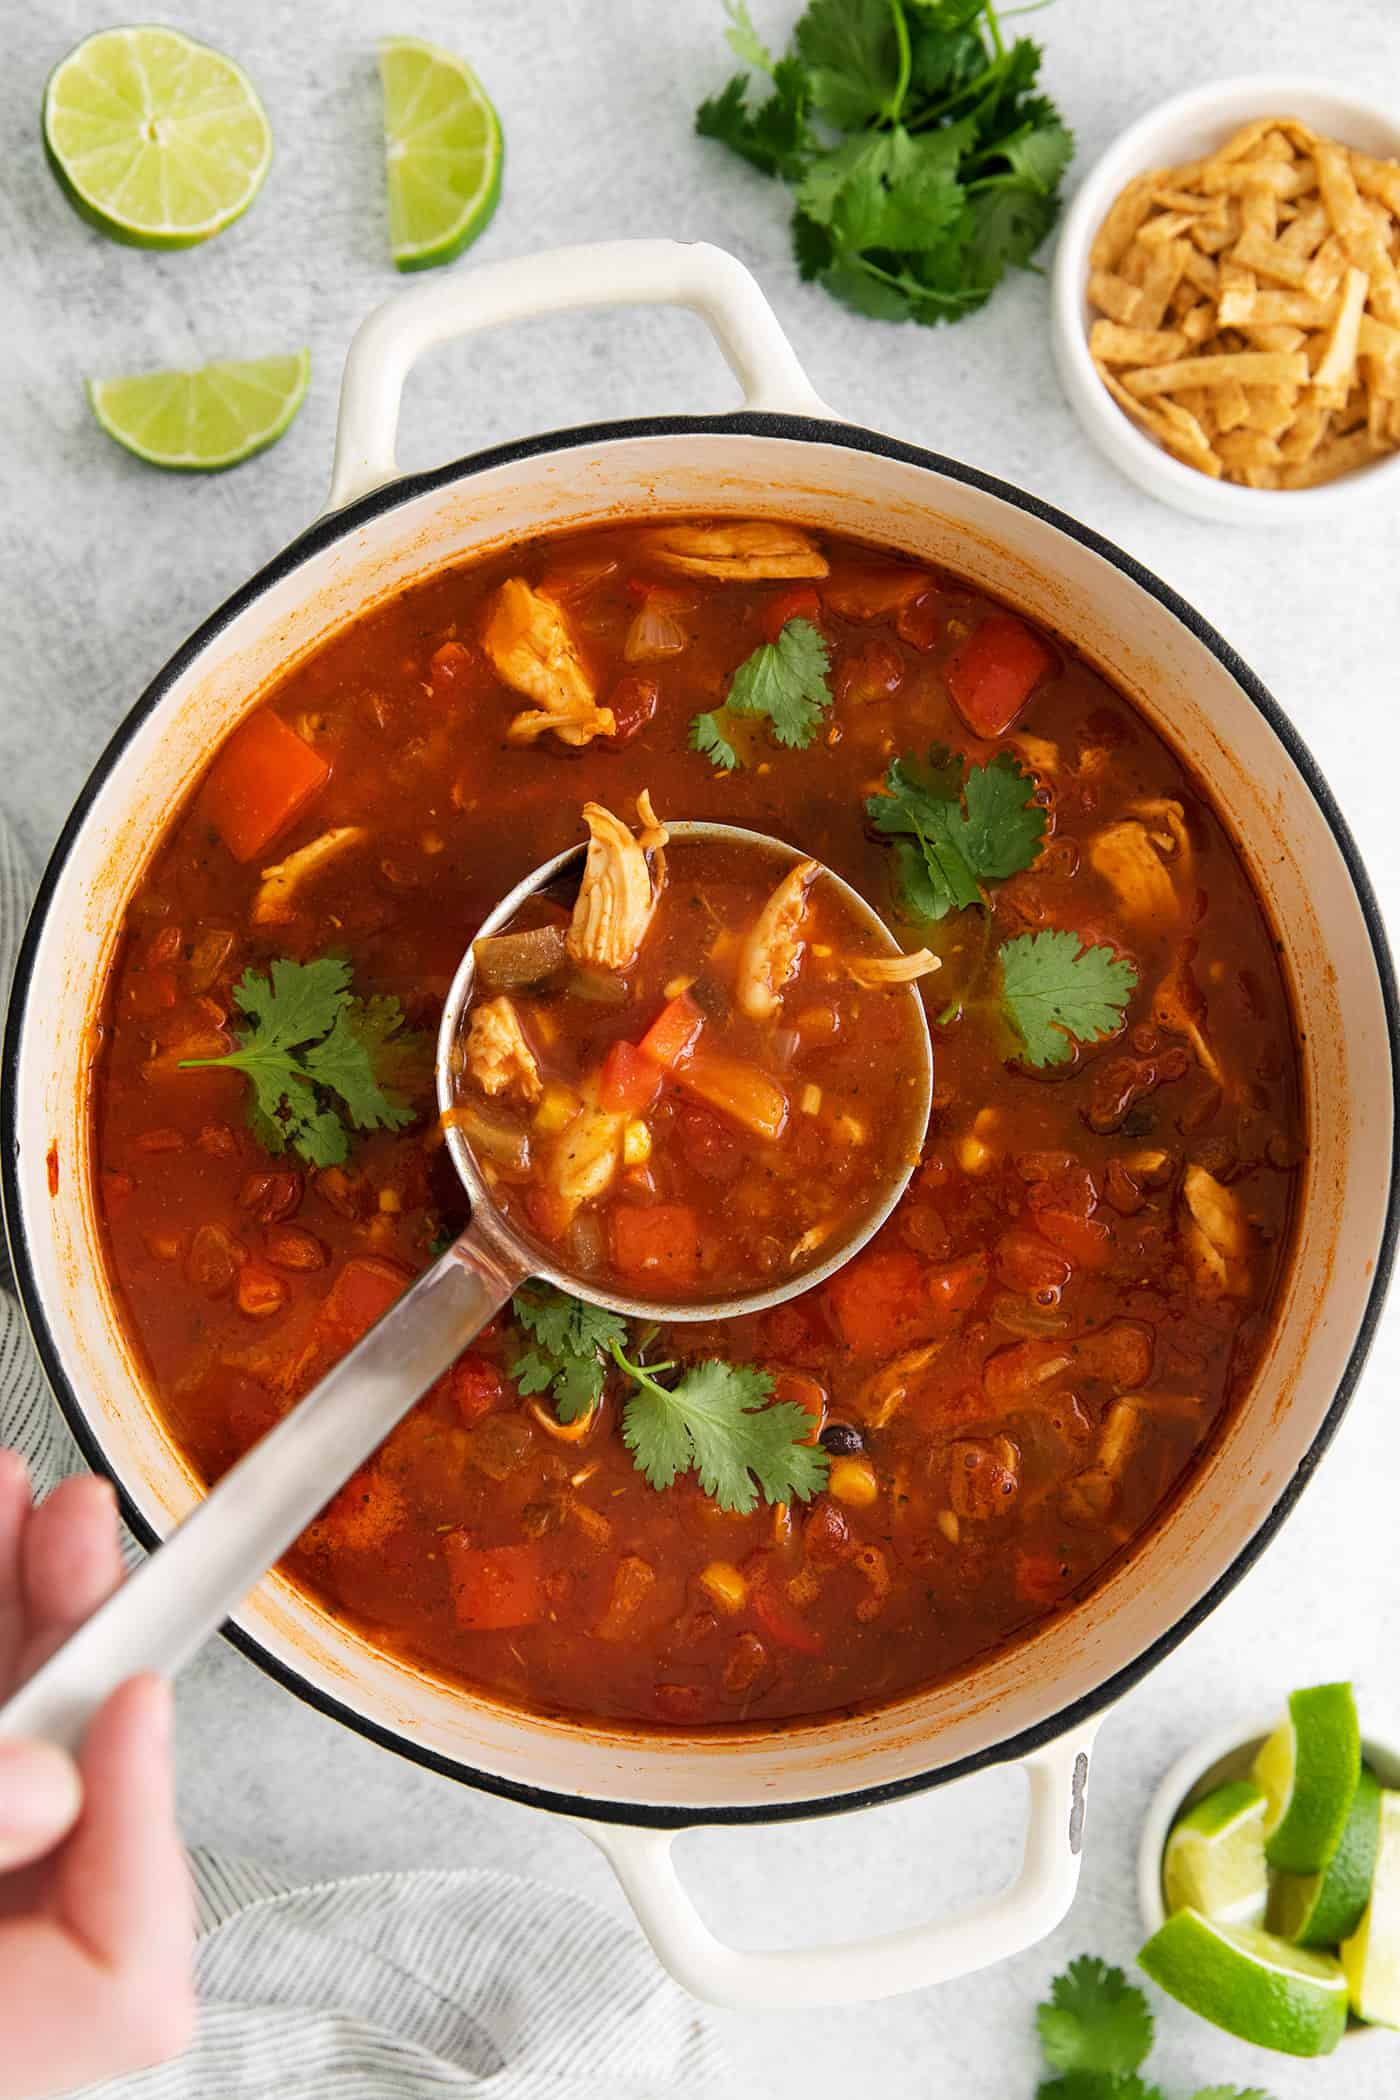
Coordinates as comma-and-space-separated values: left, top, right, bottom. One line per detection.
0, 1231, 525, 1756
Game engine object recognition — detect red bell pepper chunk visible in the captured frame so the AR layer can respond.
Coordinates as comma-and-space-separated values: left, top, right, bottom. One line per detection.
637, 989, 704, 1070
826, 1246, 928, 1355
201, 711, 331, 862
599, 1038, 664, 1113
749, 1570, 824, 1655
946, 614, 1056, 738
762, 585, 822, 641
925, 1253, 989, 1326
444, 1535, 545, 1631
610, 1203, 702, 1286
317, 1256, 410, 1346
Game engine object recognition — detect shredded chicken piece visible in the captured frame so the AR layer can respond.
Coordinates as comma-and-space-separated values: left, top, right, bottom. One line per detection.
567, 793, 668, 973
552, 1104, 626, 1219
251, 827, 367, 924
1181, 1162, 1251, 1297
737, 859, 818, 1020
465, 996, 542, 1105
483, 578, 616, 747
1153, 943, 1225, 1085
642, 521, 829, 581
1089, 819, 1182, 927
1010, 733, 1060, 779
859, 1342, 945, 1430
844, 948, 941, 989
1132, 797, 1192, 872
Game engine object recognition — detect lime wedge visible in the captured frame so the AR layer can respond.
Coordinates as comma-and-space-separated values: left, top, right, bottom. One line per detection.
1342, 1789, 1400, 2025
87, 352, 310, 471
378, 37, 502, 271
43, 26, 271, 249
1253, 1682, 1360, 1873
1139, 1909, 1349, 2057
1274, 1764, 1381, 1947
1163, 1779, 1269, 1927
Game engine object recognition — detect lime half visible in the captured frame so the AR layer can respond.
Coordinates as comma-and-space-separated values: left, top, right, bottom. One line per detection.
1273, 1764, 1381, 1947
1163, 1779, 1269, 1927
1342, 1789, 1400, 2025
43, 26, 271, 248
88, 352, 310, 471
1139, 1909, 1348, 2058
1253, 1682, 1361, 1873
378, 37, 502, 271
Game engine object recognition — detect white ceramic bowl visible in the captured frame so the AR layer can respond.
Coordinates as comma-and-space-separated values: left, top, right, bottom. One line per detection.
1051, 75, 1400, 524
1138, 1708, 1400, 2051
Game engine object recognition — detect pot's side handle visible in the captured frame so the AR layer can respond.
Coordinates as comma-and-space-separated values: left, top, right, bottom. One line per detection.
576, 1725, 1098, 2010
326, 239, 834, 512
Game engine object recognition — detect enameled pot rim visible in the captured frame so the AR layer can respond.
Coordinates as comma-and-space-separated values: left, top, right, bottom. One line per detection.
5, 407, 1399, 1829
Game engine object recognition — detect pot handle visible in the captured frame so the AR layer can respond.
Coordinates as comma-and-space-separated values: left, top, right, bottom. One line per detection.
576, 1726, 1097, 2009
326, 238, 833, 512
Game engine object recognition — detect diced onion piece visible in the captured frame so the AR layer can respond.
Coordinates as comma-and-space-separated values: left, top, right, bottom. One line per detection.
473, 924, 568, 990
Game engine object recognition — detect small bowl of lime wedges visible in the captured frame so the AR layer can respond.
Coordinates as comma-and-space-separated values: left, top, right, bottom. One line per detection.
1137, 1683, 1400, 2056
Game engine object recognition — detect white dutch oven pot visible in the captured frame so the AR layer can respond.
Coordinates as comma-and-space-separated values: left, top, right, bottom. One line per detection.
4, 242, 1397, 2010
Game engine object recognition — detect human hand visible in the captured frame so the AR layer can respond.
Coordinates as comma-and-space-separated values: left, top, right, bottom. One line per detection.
0, 1451, 194, 2099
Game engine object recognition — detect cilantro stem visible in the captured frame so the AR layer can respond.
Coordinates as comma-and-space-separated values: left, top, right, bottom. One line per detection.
609, 1337, 676, 1396
905, 60, 1003, 132
885, 0, 911, 127
985, 0, 1006, 61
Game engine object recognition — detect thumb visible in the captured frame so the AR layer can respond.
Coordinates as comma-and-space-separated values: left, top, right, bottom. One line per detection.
0, 1736, 83, 1870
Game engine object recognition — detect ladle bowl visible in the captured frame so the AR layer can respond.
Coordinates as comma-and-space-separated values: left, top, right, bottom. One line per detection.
0, 821, 932, 1754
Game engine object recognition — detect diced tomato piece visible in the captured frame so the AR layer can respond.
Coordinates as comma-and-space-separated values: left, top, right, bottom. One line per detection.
200, 711, 332, 862
1034, 1210, 1112, 1268
748, 1569, 824, 1654
995, 1231, 1072, 1296
1074, 1319, 1153, 1389
606, 674, 660, 743
983, 1337, 1074, 1407
674, 1048, 787, 1142
1015, 1548, 1074, 1608
895, 591, 942, 652
313, 1464, 407, 1554
611, 1204, 701, 1287
762, 585, 822, 641
317, 1256, 411, 1345
637, 990, 704, 1070
773, 1369, 827, 1443
595, 1553, 660, 1640
675, 1103, 743, 1182
925, 1254, 989, 1325
824, 566, 930, 621
445, 1535, 545, 1631
826, 1246, 928, 1354
947, 614, 1056, 739
432, 1352, 508, 1427
525, 1187, 574, 1241
599, 1038, 663, 1114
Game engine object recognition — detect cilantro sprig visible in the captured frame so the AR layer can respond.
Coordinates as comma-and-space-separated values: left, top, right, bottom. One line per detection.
998, 930, 1138, 1068
510, 1285, 627, 1422
612, 1339, 829, 1514
691, 616, 832, 772
866, 745, 1045, 920
179, 958, 425, 1168
696, 0, 1073, 327
1032, 1956, 1274, 2100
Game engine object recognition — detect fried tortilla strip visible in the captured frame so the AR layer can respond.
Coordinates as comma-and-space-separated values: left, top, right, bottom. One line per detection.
1121, 349, 1309, 398
1089, 320, 1188, 365
1280, 428, 1386, 487
1350, 147, 1400, 217
1229, 223, 1316, 288
1312, 266, 1370, 403
1133, 237, 1191, 330
1090, 169, 1163, 268
1217, 259, 1257, 327
1089, 269, 1143, 324
1314, 137, 1400, 324
1213, 375, 1250, 432
1244, 325, 1307, 354
1278, 201, 1329, 257
1240, 385, 1299, 437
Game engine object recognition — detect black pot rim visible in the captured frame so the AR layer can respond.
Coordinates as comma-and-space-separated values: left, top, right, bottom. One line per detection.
5, 409, 1397, 1831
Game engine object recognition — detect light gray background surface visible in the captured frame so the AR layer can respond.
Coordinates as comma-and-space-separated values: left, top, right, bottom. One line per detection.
4, 2, 1400, 2094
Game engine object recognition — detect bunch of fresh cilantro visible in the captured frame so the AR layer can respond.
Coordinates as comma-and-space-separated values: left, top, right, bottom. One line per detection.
510, 1286, 829, 1514
179, 956, 425, 1168
696, 0, 1073, 324
1034, 1956, 1273, 2100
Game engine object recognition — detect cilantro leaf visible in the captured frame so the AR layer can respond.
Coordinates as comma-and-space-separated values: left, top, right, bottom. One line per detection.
1037, 2079, 1165, 2100
689, 709, 740, 772
178, 959, 424, 1168
794, 0, 905, 128
999, 932, 1138, 1067
614, 1344, 829, 1514
866, 747, 1044, 919
510, 1285, 628, 1423
696, 59, 812, 181
1191, 2089, 1276, 2100
693, 619, 832, 769
722, 0, 777, 72
1037, 1958, 1154, 2077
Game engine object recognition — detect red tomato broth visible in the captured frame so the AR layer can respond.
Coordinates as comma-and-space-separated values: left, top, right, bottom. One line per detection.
89, 519, 1304, 1728
453, 833, 930, 1302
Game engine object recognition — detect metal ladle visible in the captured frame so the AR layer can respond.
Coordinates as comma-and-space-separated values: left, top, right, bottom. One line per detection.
0, 822, 932, 1752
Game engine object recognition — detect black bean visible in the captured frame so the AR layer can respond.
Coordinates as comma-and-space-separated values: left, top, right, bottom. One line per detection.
820, 1422, 865, 1457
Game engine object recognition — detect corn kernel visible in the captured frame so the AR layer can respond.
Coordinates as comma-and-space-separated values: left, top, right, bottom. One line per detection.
378, 1187, 402, 1213
421, 829, 445, 855
699, 1560, 747, 1613
936, 1508, 960, 1544
623, 1119, 652, 1166
973, 1107, 999, 1136
812, 942, 834, 959
534, 1083, 580, 1135
833, 1113, 867, 1145
801, 1083, 822, 1116
956, 1134, 993, 1174
828, 1456, 879, 1507
663, 974, 696, 1001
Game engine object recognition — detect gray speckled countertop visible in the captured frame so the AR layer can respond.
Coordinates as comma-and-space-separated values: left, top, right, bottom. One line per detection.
4, 1, 1400, 2093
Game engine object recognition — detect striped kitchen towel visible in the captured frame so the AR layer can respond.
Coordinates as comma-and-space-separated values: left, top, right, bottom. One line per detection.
0, 812, 732, 2096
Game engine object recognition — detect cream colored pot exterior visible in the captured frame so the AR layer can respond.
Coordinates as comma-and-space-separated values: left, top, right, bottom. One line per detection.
4, 243, 1395, 2007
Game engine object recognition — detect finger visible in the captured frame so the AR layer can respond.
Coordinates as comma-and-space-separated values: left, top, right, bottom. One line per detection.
0, 1736, 83, 1871
19, 1475, 123, 1676
57, 1676, 194, 1979
0, 1448, 30, 1689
